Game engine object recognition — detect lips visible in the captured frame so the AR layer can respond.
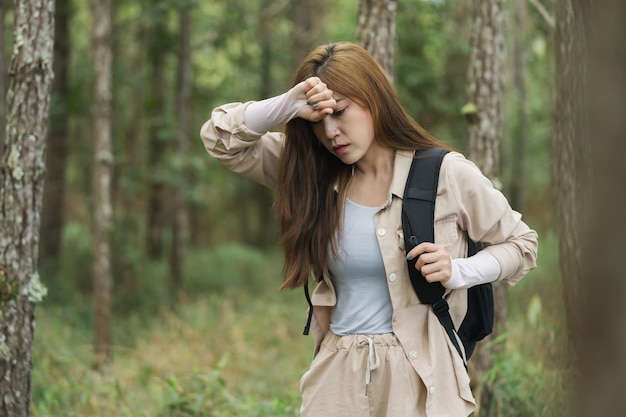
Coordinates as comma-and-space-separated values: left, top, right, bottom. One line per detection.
333, 144, 349, 154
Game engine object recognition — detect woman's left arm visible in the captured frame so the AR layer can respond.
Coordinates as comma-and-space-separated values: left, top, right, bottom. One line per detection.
444, 152, 538, 286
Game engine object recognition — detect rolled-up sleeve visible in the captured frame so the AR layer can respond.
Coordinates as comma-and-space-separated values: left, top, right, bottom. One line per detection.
199, 101, 284, 188
443, 153, 538, 285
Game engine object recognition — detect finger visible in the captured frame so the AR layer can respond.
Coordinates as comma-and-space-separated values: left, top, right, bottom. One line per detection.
312, 98, 336, 111
420, 255, 452, 278
422, 269, 452, 283
306, 79, 327, 93
406, 241, 437, 261
418, 248, 452, 269
416, 241, 438, 254
306, 89, 334, 108
419, 255, 449, 273
301, 77, 322, 91
300, 105, 333, 122
418, 256, 452, 283
415, 251, 438, 270
302, 98, 336, 121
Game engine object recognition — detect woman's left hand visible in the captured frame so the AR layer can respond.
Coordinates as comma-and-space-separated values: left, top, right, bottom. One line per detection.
407, 242, 452, 283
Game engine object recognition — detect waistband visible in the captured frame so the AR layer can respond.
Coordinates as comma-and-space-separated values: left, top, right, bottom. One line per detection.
321, 332, 399, 351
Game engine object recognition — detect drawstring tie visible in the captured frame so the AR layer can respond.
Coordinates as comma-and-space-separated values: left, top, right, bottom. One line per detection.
358, 337, 380, 396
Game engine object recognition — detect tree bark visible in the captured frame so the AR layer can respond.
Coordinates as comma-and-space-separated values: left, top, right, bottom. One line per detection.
464, 0, 506, 414
111, 6, 147, 304
169, 5, 192, 300
553, 0, 588, 373
290, 0, 312, 72
0, 0, 7, 159
575, 2, 626, 416
251, 0, 280, 247
40, 0, 71, 274
356, 0, 397, 82
90, 0, 114, 368
552, 1, 626, 415
0, 0, 54, 415
466, 0, 505, 184
259, 0, 273, 99
145, 0, 170, 259
509, 0, 528, 212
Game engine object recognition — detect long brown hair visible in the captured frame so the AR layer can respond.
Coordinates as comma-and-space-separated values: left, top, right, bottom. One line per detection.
275, 42, 448, 290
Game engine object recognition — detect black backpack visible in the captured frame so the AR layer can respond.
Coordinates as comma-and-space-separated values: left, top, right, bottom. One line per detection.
302, 147, 494, 364
403, 148, 494, 364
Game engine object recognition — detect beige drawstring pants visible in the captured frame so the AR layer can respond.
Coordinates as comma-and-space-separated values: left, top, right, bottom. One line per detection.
299, 332, 427, 417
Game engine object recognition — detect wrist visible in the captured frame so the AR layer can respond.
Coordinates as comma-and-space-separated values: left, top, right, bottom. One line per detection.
443, 258, 465, 289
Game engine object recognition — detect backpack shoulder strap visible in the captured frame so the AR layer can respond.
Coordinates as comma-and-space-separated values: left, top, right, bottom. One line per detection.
402, 147, 449, 304
303, 279, 313, 335
402, 148, 467, 366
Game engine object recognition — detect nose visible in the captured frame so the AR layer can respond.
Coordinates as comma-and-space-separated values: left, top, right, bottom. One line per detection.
323, 117, 339, 140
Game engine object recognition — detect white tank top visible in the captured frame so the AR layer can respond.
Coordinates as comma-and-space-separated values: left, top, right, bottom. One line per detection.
328, 199, 393, 335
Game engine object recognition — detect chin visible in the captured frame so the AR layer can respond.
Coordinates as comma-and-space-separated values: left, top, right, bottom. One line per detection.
338, 155, 358, 165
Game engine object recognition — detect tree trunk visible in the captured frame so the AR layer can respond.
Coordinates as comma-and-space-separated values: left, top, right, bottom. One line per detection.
290, 0, 312, 72
575, 2, 626, 416
145, 0, 170, 259
169, 5, 192, 300
509, 0, 528, 212
259, 0, 273, 99
356, 0, 397, 82
553, 0, 587, 374
40, 0, 71, 275
466, 0, 505, 184
252, 0, 280, 247
90, 0, 114, 368
0, 0, 54, 415
465, 0, 506, 414
111, 9, 147, 306
0, 0, 7, 159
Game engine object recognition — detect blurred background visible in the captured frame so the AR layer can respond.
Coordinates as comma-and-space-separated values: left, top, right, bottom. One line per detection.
1, 0, 581, 416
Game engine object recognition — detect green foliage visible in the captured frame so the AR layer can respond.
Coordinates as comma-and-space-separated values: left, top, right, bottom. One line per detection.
29, 1, 564, 416
474, 229, 571, 417
32, 245, 308, 417
461, 102, 477, 116
158, 361, 300, 417
52, 222, 93, 301
481, 349, 570, 417
507, 230, 567, 367
396, 0, 474, 150
185, 243, 284, 295
32, 233, 568, 417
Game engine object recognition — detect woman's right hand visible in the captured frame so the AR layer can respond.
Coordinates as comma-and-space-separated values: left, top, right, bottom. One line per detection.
296, 77, 336, 122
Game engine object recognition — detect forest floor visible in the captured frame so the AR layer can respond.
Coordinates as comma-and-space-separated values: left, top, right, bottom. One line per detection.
30, 231, 569, 417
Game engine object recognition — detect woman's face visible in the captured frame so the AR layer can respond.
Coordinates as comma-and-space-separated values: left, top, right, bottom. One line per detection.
311, 95, 377, 165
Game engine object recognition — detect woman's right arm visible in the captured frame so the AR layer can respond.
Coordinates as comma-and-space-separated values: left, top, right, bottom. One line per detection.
200, 101, 286, 188
199, 78, 336, 188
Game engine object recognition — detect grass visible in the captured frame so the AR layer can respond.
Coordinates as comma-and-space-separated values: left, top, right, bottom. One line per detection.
479, 229, 572, 416
32, 242, 311, 417
32, 290, 311, 417
31, 231, 569, 416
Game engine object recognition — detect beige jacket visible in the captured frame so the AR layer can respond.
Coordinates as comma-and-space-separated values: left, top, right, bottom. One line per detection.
200, 102, 538, 416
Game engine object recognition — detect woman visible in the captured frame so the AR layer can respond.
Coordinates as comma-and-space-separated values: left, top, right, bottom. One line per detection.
201, 42, 537, 417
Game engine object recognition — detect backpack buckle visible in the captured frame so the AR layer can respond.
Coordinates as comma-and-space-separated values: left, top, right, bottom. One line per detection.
432, 299, 449, 315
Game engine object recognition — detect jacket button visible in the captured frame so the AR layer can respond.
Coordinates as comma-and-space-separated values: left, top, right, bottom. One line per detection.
429, 386, 436, 394
409, 351, 417, 359
377, 228, 386, 236
389, 273, 397, 282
